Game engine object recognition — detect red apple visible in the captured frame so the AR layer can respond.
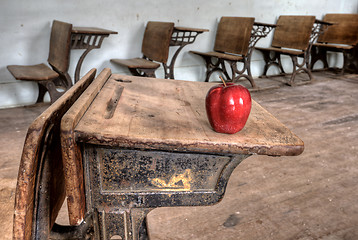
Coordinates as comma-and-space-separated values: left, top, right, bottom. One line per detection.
205, 82, 252, 134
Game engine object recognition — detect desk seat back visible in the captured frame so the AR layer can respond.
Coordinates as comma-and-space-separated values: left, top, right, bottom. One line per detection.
272, 15, 315, 51
13, 69, 96, 240
214, 17, 255, 56
141, 21, 174, 64
317, 14, 358, 45
61, 68, 112, 226
47, 20, 72, 74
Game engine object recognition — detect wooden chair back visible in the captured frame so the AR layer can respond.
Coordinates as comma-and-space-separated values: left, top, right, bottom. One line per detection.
272, 15, 316, 51
317, 14, 358, 45
47, 20, 72, 74
214, 17, 255, 56
13, 69, 96, 240
141, 21, 174, 64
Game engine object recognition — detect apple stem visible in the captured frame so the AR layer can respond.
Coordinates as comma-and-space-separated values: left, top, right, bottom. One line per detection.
219, 76, 227, 87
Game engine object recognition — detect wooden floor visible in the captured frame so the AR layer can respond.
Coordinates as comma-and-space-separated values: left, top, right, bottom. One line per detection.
1, 71, 357, 239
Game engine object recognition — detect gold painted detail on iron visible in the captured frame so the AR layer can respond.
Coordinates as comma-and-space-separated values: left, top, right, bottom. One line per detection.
150, 169, 193, 191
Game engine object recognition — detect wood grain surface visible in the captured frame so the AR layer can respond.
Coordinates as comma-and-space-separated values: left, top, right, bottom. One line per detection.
317, 14, 358, 45
75, 74, 304, 156
61, 68, 111, 225
272, 15, 315, 51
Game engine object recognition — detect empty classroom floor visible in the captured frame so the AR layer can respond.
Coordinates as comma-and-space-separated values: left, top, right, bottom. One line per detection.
1, 71, 357, 239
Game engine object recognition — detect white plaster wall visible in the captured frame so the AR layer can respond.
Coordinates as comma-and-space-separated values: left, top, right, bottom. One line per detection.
0, 0, 357, 108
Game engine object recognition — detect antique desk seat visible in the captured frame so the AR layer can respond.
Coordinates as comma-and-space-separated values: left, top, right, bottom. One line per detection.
7, 20, 73, 104
111, 22, 208, 80
310, 13, 358, 73
255, 16, 331, 86
190, 17, 275, 89
7, 20, 117, 104
255, 15, 317, 86
60, 69, 304, 239
110, 21, 175, 79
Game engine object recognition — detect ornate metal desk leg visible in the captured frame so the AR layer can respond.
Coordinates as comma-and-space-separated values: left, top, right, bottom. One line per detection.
74, 47, 95, 83
342, 48, 358, 74
164, 44, 186, 79
72, 34, 108, 83
310, 45, 329, 70
95, 208, 151, 240
168, 30, 205, 79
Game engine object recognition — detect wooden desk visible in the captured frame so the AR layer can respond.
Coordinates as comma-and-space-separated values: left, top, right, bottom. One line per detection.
61, 70, 304, 239
71, 27, 117, 82
165, 26, 209, 79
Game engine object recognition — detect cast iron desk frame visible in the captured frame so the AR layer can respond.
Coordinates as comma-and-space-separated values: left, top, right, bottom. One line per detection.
62, 72, 304, 239
164, 26, 209, 79
71, 27, 118, 83
303, 20, 332, 80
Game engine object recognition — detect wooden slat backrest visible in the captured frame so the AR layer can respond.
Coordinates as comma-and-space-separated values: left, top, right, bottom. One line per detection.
13, 69, 96, 240
141, 21, 174, 64
214, 17, 255, 55
317, 14, 358, 45
272, 15, 316, 51
47, 20, 72, 74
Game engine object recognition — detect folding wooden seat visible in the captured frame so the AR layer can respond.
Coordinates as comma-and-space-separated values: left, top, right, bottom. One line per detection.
255, 15, 316, 85
310, 13, 358, 73
7, 20, 73, 104
111, 21, 174, 78
190, 17, 257, 87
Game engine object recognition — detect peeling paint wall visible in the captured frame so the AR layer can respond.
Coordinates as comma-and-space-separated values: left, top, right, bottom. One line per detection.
0, 0, 356, 108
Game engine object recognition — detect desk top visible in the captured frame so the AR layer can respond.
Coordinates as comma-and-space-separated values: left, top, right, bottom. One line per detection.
254, 22, 277, 28
73, 73, 303, 156
72, 26, 118, 35
174, 26, 209, 33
